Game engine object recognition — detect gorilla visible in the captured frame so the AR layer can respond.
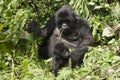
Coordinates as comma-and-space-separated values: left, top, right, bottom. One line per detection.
28, 5, 93, 69
51, 5, 94, 68
52, 42, 70, 76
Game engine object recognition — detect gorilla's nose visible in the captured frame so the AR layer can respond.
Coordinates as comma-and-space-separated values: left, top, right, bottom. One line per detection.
62, 23, 67, 29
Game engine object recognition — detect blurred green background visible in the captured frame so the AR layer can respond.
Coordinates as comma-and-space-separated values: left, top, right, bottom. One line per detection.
0, 0, 120, 80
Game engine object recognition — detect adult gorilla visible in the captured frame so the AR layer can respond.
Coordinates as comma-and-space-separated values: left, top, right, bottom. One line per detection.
52, 5, 94, 68
28, 5, 94, 68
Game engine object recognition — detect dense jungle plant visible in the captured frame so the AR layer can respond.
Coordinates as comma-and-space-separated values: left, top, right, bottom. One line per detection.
0, 0, 120, 80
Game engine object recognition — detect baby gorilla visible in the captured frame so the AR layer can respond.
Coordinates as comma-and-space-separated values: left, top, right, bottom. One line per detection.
52, 43, 70, 76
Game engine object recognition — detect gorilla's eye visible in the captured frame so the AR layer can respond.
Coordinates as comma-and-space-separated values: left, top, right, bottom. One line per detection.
65, 20, 71, 23
57, 22, 63, 28
57, 20, 71, 26
58, 21, 63, 25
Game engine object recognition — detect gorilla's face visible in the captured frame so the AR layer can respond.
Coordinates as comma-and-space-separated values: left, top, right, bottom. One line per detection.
54, 43, 70, 59
55, 5, 76, 35
60, 48, 70, 59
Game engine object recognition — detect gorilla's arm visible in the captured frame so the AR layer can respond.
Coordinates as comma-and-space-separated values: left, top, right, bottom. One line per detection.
71, 18, 94, 68
41, 16, 55, 39
27, 16, 55, 39
71, 46, 88, 68
78, 19, 94, 47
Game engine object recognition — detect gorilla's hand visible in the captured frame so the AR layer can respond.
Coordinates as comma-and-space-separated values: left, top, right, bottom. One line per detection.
27, 20, 41, 36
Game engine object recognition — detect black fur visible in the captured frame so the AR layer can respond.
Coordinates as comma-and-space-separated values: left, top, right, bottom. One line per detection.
27, 20, 41, 36
52, 43, 70, 76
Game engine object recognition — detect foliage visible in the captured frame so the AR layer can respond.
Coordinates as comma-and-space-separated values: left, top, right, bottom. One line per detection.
70, 0, 120, 44
0, 0, 120, 80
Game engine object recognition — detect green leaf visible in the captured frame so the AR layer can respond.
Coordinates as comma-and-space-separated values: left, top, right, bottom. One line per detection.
33, 76, 41, 80
94, 6, 103, 9
0, 24, 3, 31
22, 59, 29, 68
84, 4, 89, 18
102, 26, 114, 37
88, 2, 95, 6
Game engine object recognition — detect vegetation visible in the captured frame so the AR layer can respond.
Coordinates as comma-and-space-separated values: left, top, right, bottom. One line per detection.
0, 0, 120, 80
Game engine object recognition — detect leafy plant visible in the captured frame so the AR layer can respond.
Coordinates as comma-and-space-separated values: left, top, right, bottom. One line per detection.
0, 0, 120, 80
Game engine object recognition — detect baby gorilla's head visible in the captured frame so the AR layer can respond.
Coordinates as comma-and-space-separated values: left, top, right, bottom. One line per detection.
54, 43, 70, 59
